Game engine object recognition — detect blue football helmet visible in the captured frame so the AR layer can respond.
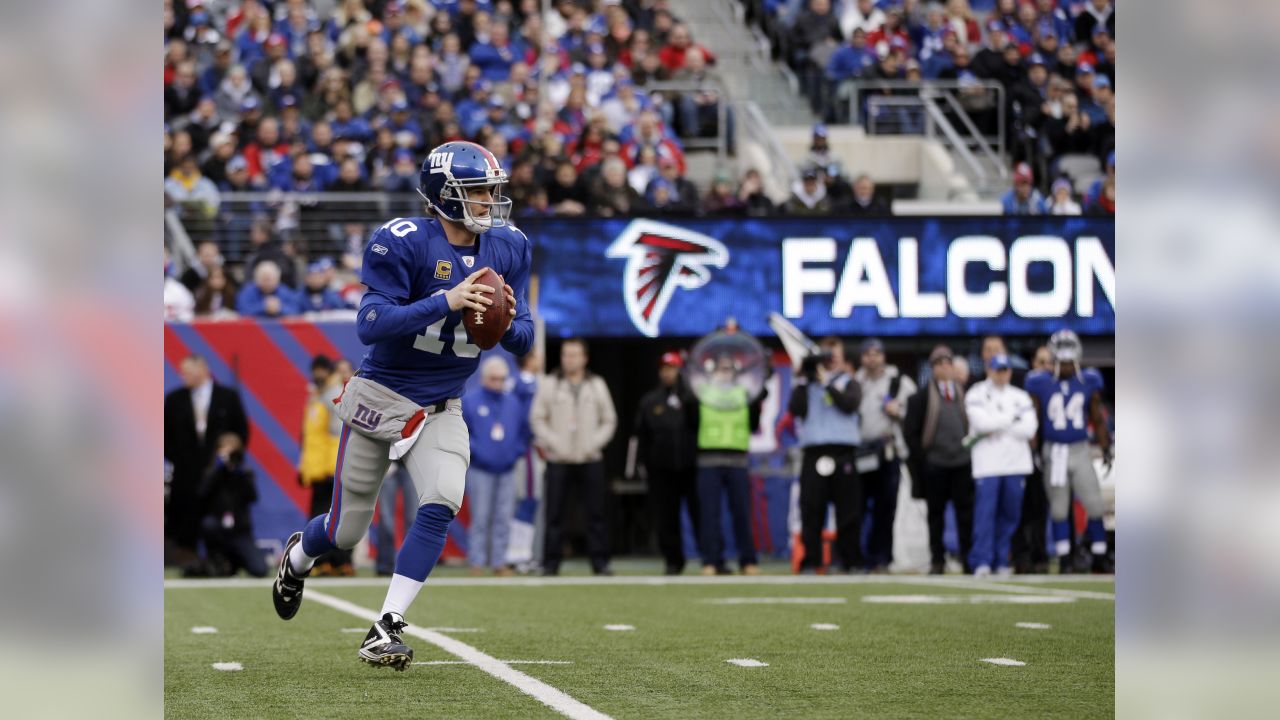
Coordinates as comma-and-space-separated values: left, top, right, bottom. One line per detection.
417, 141, 511, 233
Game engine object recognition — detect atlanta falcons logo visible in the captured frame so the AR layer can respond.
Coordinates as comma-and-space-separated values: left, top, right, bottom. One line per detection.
606, 219, 729, 337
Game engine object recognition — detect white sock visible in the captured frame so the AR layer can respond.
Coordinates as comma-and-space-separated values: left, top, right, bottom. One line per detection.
1054, 539, 1071, 557
289, 542, 317, 575
1091, 541, 1108, 555
381, 574, 425, 618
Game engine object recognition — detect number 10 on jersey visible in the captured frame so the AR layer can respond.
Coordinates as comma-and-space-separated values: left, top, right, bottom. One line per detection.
413, 317, 479, 358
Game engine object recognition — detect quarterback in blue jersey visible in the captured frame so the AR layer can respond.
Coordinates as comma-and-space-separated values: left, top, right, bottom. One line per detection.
1024, 330, 1113, 573
271, 141, 534, 670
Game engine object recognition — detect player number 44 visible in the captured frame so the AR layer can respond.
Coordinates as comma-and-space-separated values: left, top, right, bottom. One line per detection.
1047, 392, 1085, 431
414, 317, 479, 358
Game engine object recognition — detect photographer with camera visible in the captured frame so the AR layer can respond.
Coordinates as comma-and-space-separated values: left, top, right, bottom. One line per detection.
854, 338, 916, 573
790, 337, 864, 573
193, 432, 266, 577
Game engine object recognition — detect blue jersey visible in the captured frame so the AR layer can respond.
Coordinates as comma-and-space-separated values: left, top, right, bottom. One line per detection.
355, 216, 534, 405
1024, 368, 1105, 445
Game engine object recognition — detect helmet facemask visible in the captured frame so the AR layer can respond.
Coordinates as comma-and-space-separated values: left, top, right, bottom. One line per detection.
423, 177, 512, 234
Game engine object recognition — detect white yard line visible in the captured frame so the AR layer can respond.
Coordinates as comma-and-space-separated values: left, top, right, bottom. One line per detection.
306, 590, 611, 720
862, 594, 1075, 604
1015, 622, 1052, 630
894, 576, 1115, 601
211, 662, 242, 671
163, 574, 1114, 590
725, 658, 769, 667
704, 597, 847, 605
415, 660, 573, 666
602, 624, 635, 631
810, 623, 840, 631
980, 658, 1027, 667
190, 626, 218, 634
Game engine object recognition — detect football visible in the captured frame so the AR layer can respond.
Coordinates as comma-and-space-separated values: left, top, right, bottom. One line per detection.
462, 266, 510, 350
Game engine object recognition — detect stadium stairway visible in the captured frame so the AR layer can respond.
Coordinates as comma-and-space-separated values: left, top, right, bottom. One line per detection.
667, 0, 815, 128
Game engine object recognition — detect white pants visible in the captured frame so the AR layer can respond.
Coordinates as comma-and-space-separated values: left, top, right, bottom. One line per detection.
326, 404, 470, 549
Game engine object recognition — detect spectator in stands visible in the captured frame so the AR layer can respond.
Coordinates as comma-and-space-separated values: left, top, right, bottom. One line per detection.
840, 0, 886, 38
826, 26, 876, 83
701, 170, 745, 216
462, 357, 531, 577
1076, 0, 1115, 47
738, 168, 776, 217
194, 265, 238, 317
179, 240, 224, 293
202, 132, 238, 188
671, 47, 732, 146
532, 339, 618, 576
547, 159, 589, 216
300, 258, 348, 313
658, 24, 714, 73
953, 356, 971, 387
964, 353, 1037, 577
622, 109, 686, 175
790, 0, 842, 98
847, 173, 891, 215
970, 21, 1007, 81
164, 354, 250, 566
633, 351, 701, 575
1093, 96, 1115, 167
1085, 151, 1115, 207
1045, 178, 1082, 215
470, 19, 523, 82
1043, 90, 1093, 159
589, 156, 646, 217
167, 60, 202, 120
791, 337, 862, 573
1001, 163, 1045, 215
164, 247, 196, 323
165, 155, 222, 243
806, 123, 834, 168
1086, 176, 1114, 216
244, 117, 290, 185
904, 344, 974, 574
785, 166, 832, 215
328, 157, 370, 193
820, 162, 854, 211
236, 260, 303, 318
945, 0, 982, 45
855, 338, 916, 573
243, 218, 298, 288
650, 157, 700, 214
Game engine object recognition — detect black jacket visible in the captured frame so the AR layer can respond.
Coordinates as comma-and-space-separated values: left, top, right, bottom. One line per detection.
198, 458, 259, 531
164, 383, 250, 495
634, 381, 699, 472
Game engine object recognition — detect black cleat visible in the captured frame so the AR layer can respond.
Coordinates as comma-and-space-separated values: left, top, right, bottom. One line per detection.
272, 532, 310, 620
358, 613, 414, 671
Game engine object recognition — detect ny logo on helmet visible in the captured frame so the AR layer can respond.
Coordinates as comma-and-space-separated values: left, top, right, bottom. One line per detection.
606, 219, 729, 337
427, 151, 455, 178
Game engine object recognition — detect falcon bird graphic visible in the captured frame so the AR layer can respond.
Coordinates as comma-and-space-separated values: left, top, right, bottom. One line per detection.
606, 219, 730, 337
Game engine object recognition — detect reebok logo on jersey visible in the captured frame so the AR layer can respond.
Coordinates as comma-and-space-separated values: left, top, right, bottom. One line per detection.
371, 244, 389, 255
365, 309, 377, 322
435, 260, 453, 280
462, 256, 475, 268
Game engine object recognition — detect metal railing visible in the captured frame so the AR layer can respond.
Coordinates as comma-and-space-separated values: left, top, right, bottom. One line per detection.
645, 80, 732, 162
737, 100, 797, 203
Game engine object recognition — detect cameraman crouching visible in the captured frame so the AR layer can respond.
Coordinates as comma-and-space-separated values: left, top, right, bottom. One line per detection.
192, 433, 266, 577
790, 337, 863, 573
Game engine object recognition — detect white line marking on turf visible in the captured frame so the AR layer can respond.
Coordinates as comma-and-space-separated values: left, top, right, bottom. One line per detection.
1016, 622, 1052, 630
307, 590, 611, 720
810, 623, 840, 631
603, 624, 635, 631
980, 658, 1027, 667
862, 594, 1075, 604
415, 660, 574, 666
162, 574, 1113, 594
211, 662, 242, 671
344, 626, 481, 633
191, 626, 218, 634
726, 658, 769, 667
705, 597, 847, 605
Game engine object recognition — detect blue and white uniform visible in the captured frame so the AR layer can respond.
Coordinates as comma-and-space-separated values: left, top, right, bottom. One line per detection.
1024, 366, 1108, 554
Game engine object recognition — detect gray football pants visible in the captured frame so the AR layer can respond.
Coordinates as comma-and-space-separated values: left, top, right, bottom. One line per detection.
325, 405, 470, 550
1042, 441, 1104, 522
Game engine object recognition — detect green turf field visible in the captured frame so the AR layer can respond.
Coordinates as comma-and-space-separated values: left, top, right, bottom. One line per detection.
165, 566, 1114, 719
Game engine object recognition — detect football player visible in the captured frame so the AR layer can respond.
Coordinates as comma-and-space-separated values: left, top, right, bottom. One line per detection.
1024, 330, 1113, 573
271, 141, 534, 670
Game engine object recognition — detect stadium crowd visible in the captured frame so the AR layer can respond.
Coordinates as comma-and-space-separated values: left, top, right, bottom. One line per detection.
164, 331, 1113, 577
749, 0, 1115, 214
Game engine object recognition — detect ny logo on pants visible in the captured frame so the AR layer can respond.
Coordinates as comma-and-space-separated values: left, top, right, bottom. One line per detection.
351, 404, 384, 432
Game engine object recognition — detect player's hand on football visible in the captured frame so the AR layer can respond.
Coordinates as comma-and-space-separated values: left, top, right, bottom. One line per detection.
446, 268, 495, 312
500, 275, 516, 317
